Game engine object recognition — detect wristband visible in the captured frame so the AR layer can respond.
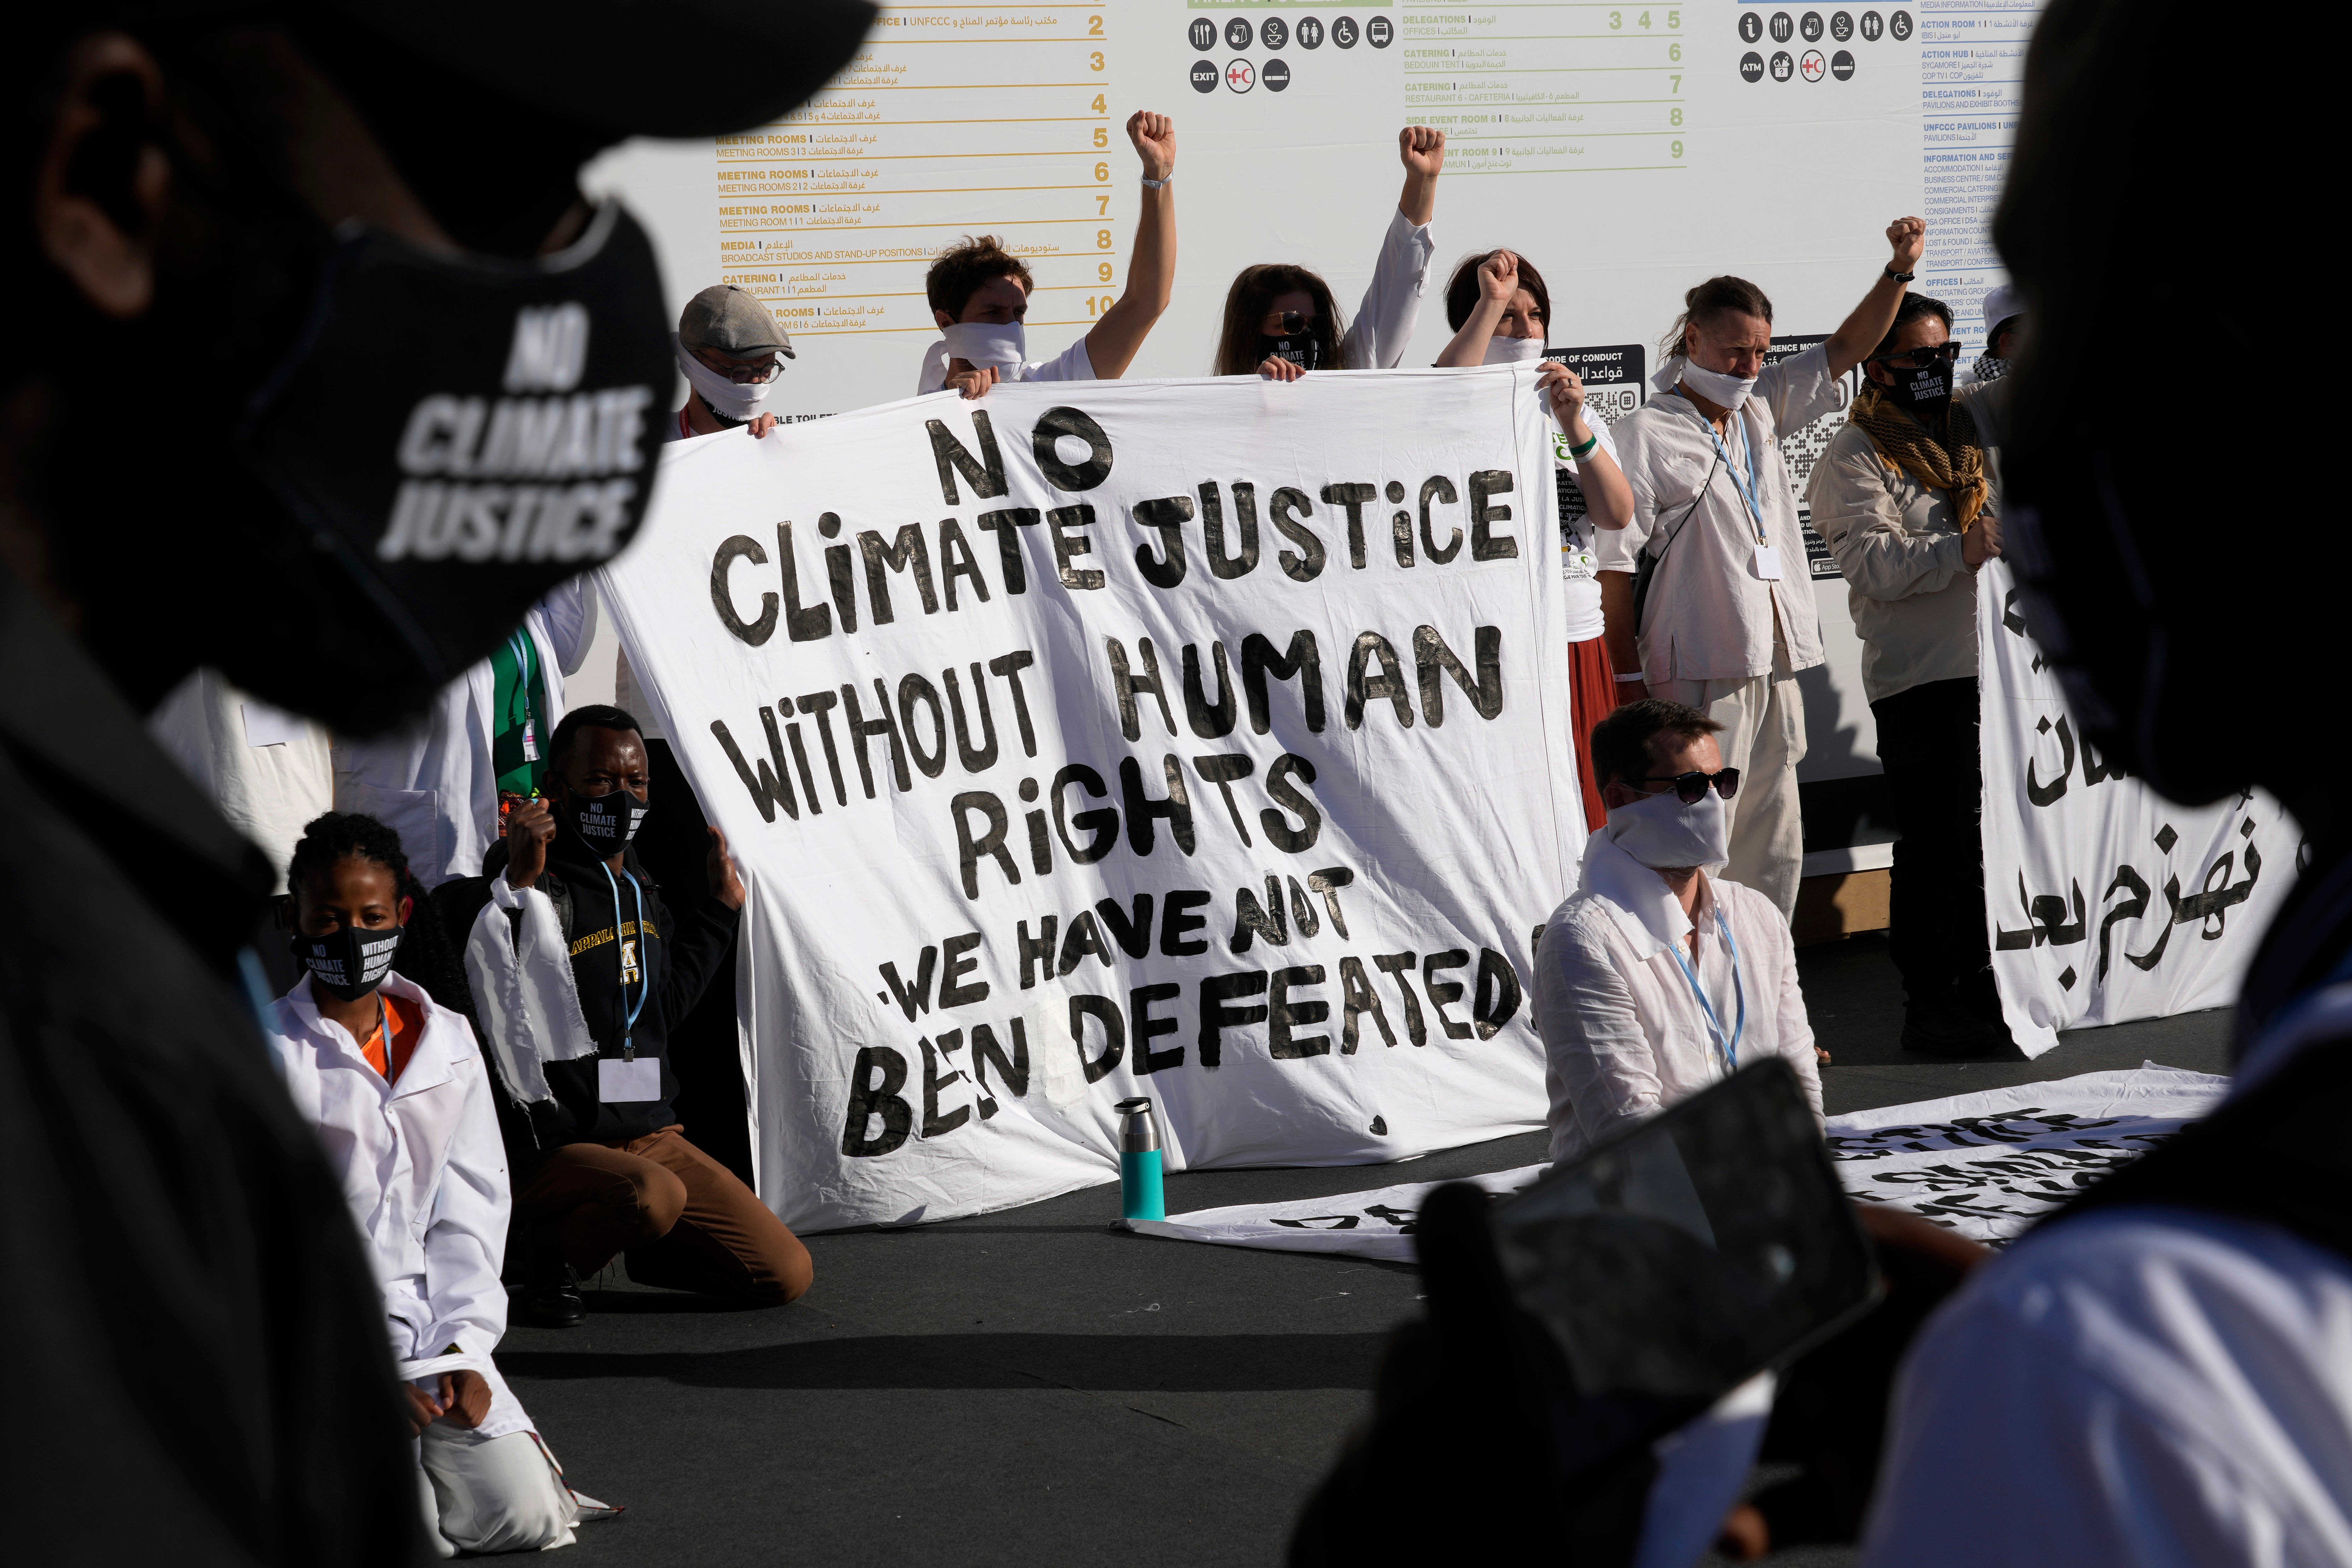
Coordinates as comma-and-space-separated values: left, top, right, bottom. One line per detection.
1141, 174, 1173, 189
1883, 265, 1915, 283
1614, 672, 1646, 683
1569, 433, 1600, 460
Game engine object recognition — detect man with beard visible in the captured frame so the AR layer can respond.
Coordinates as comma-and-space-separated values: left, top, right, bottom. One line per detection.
0, 4, 868, 1562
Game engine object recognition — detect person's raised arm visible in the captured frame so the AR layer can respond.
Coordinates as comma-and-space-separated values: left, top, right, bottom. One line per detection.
1398, 124, 1445, 227
1433, 249, 1516, 368
1080, 111, 1177, 380
1537, 362, 1634, 531
1823, 217, 1926, 379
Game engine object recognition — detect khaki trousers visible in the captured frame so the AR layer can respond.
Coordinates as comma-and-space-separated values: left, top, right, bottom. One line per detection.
515, 1125, 813, 1305
1651, 653, 1808, 921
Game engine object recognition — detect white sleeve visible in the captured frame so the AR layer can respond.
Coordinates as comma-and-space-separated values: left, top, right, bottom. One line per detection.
1757, 341, 1849, 434
1863, 1261, 2314, 1568
463, 874, 598, 1103
1534, 916, 1667, 1148
1342, 208, 1436, 370
1021, 336, 1097, 383
532, 578, 598, 676
421, 1057, 511, 1358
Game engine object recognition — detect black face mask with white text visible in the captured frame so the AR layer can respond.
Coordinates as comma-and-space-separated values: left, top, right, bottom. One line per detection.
1883, 357, 1954, 422
292, 923, 405, 1002
236, 203, 673, 729
1258, 332, 1323, 371
565, 787, 649, 856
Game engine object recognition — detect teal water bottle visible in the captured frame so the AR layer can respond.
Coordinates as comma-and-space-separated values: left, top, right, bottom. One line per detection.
1115, 1096, 1166, 1221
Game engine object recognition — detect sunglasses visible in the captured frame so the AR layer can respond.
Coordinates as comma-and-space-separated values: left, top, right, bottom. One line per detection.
1638, 767, 1741, 805
1867, 341, 1963, 370
1267, 310, 1319, 336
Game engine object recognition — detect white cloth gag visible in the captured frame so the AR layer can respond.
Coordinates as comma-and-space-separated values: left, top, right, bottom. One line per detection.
674, 336, 776, 422
1483, 334, 1547, 365
332, 578, 599, 886
462, 871, 600, 1103
1669, 357, 1757, 411
1607, 786, 1731, 871
916, 332, 1094, 396
1534, 830, 1822, 1164
940, 320, 1027, 369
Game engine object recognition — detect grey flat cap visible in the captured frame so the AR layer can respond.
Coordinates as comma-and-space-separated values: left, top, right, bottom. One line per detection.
679, 285, 795, 358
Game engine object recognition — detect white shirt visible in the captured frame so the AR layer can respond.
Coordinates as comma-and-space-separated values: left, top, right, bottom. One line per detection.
147, 672, 334, 893
1552, 412, 1622, 644
1863, 985, 2352, 1567
1595, 346, 1848, 683
331, 578, 599, 887
268, 971, 535, 1442
1341, 208, 1438, 370
915, 334, 1096, 397
1534, 827, 1823, 1165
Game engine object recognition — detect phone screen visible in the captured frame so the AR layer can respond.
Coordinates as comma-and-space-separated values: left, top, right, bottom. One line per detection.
1492, 1059, 1878, 1407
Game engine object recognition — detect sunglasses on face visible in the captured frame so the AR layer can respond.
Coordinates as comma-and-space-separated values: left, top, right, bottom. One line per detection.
1266, 310, 1319, 336
1638, 767, 1741, 805
1868, 341, 1963, 370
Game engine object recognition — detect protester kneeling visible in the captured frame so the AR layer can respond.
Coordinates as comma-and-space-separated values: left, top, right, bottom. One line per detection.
271, 813, 597, 1555
1534, 700, 1823, 1164
456, 705, 812, 1326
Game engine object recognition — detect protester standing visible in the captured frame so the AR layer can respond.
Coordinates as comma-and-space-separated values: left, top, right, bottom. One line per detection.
1213, 127, 1447, 380
1597, 220, 1927, 918
333, 578, 600, 888
1959, 282, 2024, 386
671, 284, 790, 440
1435, 248, 1634, 826
1808, 295, 2012, 1055
919, 112, 1178, 398
148, 672, 335, 896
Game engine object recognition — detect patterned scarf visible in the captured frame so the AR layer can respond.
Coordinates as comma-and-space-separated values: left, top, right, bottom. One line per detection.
1971, 350, 2009, 383
1847, 382, 1989, 530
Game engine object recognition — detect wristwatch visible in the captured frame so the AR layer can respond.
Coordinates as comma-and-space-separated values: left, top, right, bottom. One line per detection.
1883, 265, 1916, 282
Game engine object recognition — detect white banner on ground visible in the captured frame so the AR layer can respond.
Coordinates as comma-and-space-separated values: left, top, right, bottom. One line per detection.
1129, 1064, 2228, 1258
602, 369, 1579, 1230
1978, 560, 2300, 1055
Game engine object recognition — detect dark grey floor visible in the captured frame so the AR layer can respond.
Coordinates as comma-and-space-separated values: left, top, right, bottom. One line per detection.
501, 931, 2233, 1566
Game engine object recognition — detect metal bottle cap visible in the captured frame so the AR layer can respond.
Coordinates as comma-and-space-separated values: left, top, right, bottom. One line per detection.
1114, 1095, 1161, 1153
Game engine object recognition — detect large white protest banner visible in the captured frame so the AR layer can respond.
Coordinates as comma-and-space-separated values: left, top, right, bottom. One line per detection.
1978, 561, 2300, 1056
1130, 1064, 2230, 1260
601, 368, 1580, 1230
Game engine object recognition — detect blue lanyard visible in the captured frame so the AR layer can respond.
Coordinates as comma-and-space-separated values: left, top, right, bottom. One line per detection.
1703, 416, 1770, 543
600, 861, 649, 1060
1664, 909, 1745, 1074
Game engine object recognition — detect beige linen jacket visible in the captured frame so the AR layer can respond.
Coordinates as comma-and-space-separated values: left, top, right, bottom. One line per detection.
1597, 343, 1848, 684
1805, 379, 2009, 704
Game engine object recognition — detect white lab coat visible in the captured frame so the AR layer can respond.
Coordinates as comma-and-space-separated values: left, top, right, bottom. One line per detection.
333, 579, 599, 887
267, 971, 534, 1443
147, 671, 335, 893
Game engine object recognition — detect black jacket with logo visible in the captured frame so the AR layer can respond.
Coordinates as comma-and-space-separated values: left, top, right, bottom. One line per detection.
478, 829, 739, 1146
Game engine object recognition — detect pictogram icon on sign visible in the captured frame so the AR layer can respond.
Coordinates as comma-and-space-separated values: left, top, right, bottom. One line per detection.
1801, 11, 1824, 40
1860, 9, 1882, 38
1800, 48, 1826, 79
1225, 58, 1256, 92
1830, 9, 1853, 39
1831, 48, 1855, 78
1739, 11, 1763, 41
1770, 11, 1794, 41
1334, 15, 1360, 46
1740, 49, 1766, 81
1190, 57, 1219, 92
1297, 15, 1325, 47
1261, 16, 1290, 48
1770, 49, 1794, 80
1368, 16, 1393, 45
1188, 16, 1216, 50
1889, 9, 1912, 37
1225, 16, 1255, 48
1264, 57, 1293, 89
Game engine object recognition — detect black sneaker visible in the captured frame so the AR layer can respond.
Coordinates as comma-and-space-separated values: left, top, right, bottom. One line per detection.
515, 1220, 587, 1329
1901, 998, 2005, 1058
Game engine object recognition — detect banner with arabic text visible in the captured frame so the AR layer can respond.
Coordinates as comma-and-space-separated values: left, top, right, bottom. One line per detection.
1978, 561, 2298, 1055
